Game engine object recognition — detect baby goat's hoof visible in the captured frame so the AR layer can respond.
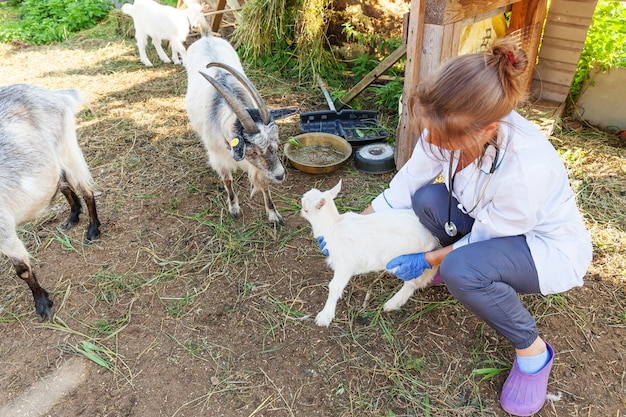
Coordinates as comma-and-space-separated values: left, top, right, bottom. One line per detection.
383, 290, 412, 312
383, 299, 403, 312
315, 310, 334, 327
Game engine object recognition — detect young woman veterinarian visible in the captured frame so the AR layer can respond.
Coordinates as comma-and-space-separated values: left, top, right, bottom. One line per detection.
325, 37, 592, 415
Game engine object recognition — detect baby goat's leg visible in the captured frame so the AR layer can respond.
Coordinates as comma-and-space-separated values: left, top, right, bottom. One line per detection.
0, 231, 53, 320
316, 266, 353, 327
135, 31, 153, 67
169, 39, 186, 65
151, 36, 172, 64
384, 266, 438, 312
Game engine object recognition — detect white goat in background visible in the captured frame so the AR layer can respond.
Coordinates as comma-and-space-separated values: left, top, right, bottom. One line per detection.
0, 84, 101, 320
122, 0, 206, 67
185, 34, 298, 226
301, 180, 440, 327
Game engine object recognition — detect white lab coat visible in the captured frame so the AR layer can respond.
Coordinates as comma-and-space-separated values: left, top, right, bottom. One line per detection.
371, 111, 592, 294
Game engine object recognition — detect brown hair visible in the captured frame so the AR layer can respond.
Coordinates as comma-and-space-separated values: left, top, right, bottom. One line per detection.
413, 37, 529, 150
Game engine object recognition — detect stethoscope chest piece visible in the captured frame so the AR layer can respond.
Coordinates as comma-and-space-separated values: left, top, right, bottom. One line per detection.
444, 221, 458, 237
444, 143, 500, 238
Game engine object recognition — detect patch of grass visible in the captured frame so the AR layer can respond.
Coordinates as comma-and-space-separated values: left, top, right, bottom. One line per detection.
160, 291, 196, 318
255, 304, 305, 352
163, 332, 210, 362
168, 340, 256, 416
53, 229, 83, 254
42, 316, 133, 382
90, 316, 130, 338
470, 359, 509, 381
92, 269, 151, 303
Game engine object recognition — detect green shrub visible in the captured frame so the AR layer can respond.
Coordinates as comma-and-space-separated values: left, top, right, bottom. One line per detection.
570, 0, 626, 101
0, 0, 113, 44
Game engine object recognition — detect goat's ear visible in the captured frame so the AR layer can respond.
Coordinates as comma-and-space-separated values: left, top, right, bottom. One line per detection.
315, 197, 326, 211
270, 107, 300, 121
328, 180, 342, 199
230, 136, 246, 161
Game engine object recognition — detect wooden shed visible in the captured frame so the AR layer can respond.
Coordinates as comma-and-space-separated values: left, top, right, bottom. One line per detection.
395, 0, 599, 168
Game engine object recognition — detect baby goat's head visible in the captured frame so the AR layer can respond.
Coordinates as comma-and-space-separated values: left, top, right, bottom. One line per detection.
181, 0, 206, 32
200, 63, 298, 184
300, 180, 342, 223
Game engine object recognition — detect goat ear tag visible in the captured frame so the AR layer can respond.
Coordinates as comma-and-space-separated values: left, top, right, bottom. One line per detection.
230, 137, 246, 161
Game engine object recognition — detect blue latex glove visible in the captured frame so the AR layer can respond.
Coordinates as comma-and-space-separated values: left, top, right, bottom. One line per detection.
386, 252, 431, 281
316, 236, 329, 256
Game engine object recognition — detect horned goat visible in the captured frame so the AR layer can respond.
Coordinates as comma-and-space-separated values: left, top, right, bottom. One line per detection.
184, 34, 297, 226
0, 84, 101, 320
301, 180, 440, 327
122, 0, 206, 67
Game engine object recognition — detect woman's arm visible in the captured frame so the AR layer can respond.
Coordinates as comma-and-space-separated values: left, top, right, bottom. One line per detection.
425, 245, 454, 267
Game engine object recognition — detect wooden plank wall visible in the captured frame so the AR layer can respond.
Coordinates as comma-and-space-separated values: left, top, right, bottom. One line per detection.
530, 0, 598, 102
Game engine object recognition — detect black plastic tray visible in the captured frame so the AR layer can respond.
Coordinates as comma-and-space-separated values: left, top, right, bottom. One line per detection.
299, 109, 389, 145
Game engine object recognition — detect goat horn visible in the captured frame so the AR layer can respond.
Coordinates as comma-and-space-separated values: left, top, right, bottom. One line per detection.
199, 71, 260, 134
206, 62, 271, 125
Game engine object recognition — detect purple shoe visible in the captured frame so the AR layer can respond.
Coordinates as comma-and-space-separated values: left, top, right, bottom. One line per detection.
500, 342, 554, 416
429, 269, 443, 285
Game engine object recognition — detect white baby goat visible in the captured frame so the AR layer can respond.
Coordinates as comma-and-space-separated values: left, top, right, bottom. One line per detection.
185, 34, 297, 226
0, 84, 101, 320
122, 0, 205, 67
301, 180, 440, 327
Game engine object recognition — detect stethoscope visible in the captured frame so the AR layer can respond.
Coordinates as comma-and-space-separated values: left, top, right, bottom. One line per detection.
444, 144, 500, 237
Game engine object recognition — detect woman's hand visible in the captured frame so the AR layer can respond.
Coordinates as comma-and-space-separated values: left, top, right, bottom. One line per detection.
386, 252, 432, 281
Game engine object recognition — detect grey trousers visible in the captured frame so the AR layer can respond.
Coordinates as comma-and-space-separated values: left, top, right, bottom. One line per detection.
412, 183, 541, 350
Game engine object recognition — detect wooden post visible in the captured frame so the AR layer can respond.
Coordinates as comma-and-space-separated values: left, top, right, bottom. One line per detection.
211, 0, 227, 33
507, 0, 549, 93
395, 0, 425, 169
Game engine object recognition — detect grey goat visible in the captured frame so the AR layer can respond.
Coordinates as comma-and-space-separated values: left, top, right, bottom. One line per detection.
185, 34, 297, 226
0, 84, 101, 320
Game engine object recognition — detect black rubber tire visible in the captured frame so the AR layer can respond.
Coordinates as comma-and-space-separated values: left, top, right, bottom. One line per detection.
354, 143, 396, 174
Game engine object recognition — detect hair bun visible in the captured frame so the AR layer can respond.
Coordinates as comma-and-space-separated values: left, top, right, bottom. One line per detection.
502, 51, 515, 65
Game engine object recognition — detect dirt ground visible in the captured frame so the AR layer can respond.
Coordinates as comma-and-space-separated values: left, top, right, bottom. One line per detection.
0, 31, 624, 417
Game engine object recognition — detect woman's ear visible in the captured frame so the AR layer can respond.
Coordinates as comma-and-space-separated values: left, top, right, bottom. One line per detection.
483, 121, 500, 139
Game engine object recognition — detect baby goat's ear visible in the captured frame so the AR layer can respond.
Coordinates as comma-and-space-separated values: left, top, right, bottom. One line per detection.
315, 197, 326, 211
328, 179, 342, 199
